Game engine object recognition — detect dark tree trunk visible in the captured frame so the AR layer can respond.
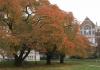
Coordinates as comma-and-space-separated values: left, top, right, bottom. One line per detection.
14, 55, 23, 66
13, 44, 31, 66
46, 52, 52, 64
60, 54, 65, 64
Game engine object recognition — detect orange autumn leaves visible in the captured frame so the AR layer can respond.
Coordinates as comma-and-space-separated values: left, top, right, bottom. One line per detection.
0, 0, 36, 22
59, 34, 91, 58
0, 0, 91, 58
37, 5, 65, 27
34, 3, 91, 57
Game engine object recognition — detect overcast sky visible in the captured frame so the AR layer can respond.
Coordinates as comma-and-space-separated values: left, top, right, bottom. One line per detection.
49, 0, 100, 25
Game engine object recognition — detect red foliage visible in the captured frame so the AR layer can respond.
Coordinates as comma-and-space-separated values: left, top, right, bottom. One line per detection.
63, 36, 76, 49
37, 5, 65, 25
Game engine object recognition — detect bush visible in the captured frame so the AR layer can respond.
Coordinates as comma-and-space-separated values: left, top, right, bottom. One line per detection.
70, 56, 83, 59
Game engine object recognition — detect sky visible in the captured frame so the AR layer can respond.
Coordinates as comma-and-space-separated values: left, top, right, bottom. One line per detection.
49, 0, 100, 26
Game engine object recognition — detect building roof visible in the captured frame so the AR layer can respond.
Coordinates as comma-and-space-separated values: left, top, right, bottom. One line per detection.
80, 17, 96, 28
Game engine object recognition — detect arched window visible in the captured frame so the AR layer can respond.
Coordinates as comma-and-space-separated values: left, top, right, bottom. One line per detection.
84, 25, 91, 35
84, 25, 91, 30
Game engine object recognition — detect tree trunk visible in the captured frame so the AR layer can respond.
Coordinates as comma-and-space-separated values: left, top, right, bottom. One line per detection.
13, 44, 31, 66
46, 52, 52, 64
14, 56, 23, 66
60, 54, 65, 64
3, 55, 5, 60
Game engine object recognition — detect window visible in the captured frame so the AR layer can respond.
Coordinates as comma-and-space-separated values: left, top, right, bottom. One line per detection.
84, 31, 86, 35
89, 31, 91, 35
92, 31, 95, 35
84, 25, 91, 30
86, 30, 89, 35
83, 25, 92, 35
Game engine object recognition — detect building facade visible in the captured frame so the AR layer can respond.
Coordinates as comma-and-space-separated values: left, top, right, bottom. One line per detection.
25, 50, 40, 61
80, 17, 97, 47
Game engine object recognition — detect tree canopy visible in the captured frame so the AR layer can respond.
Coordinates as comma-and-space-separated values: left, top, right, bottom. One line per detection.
0, 0, 92, 65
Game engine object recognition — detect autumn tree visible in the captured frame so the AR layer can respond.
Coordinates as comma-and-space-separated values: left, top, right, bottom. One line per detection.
57, 12, 75, 63
0, 0, 92, 66
0, 0, 41, 66
34, 1, 92, 64
32, 4, 65, 64
59, 17, 91, 63
71, 21, 92, 58
0, 0, 65, 65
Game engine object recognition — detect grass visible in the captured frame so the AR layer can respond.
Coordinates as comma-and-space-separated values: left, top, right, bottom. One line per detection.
0, 59, 100, 70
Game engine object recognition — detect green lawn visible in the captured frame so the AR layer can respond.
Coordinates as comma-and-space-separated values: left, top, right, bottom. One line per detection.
0, 59, 100, 70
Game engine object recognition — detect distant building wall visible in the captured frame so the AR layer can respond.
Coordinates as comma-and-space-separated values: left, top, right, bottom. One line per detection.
80, 17, 97, 46
25, 50, 40, 61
